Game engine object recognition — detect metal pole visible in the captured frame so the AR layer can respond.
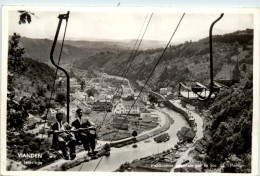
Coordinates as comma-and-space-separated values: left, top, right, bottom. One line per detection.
209, 13, 224, 90
50, 11, 70, 123
198, 13, 224, 101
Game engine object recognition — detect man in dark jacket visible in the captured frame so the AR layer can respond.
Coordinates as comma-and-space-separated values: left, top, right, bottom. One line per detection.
51, 112, 76, 160
71, 108, 96, 156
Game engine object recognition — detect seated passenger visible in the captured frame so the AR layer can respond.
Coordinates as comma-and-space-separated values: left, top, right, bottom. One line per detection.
71, 108, 97, 156
51, 112, 76, 160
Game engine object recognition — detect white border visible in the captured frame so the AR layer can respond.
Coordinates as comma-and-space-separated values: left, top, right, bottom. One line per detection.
1, 6, 259, 176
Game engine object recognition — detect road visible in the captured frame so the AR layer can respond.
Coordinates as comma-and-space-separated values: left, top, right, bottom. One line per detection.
169, 99, 204, 171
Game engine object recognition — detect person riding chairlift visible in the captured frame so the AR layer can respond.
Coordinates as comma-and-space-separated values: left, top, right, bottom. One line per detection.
50, 112, 76, 160
71, 108, 97, 156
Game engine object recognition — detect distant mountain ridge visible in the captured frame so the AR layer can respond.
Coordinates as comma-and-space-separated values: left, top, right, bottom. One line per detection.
72, 29, 253, 90
19, 37, 99, 64
62, 39, 165, 50
18, 37, 166, 65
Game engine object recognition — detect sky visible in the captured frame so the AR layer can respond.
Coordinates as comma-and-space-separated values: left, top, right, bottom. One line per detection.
8, 10, 254, 44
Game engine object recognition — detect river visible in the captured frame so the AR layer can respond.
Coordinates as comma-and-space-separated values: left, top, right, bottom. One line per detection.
69, 107, 189, 172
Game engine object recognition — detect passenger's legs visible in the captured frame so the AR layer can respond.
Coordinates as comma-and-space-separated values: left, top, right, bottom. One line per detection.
89, 134, 96, 152
58, 136, 68, 159
67, 137, 76, 158
79, 133, 90, 151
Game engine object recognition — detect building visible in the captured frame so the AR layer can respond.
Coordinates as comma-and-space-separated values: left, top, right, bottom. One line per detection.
160, 87, 172, 95
166, 87, 173, 93
160, 88, 168, 95
134, 92, 148, 103
140, 108, 152, 122
112, 116, 129, 130
71, 85, 81, 93
98, 94, 112, 101
113, 99, 144, 115
121, 85, 133, 97
70, 78, 78, 87
93, 99, 113, 112
150, 112, 159, 122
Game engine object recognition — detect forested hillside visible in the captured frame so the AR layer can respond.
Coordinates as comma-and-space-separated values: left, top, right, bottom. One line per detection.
8, 57, 55, 125
19, 37, 99, 64
73, 29, 253, 91
201, 71, 253, 172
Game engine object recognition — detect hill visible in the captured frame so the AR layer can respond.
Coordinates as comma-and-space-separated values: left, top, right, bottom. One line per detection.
63, 39, 165, 50
7, 57, 59, 169
19, 37, 99, 64
195, 72, 253, 173
73, 29, 253, 91
18, 37, 166, 65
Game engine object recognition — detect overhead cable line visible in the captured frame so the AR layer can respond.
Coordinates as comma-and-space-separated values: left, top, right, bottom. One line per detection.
78, 12, 153, 172
93, 13, 185, 172
95, 13, 152, 133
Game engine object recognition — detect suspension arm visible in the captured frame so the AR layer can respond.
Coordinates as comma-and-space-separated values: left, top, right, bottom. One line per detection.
50, 11, 70, 122
198, 13, 224, 101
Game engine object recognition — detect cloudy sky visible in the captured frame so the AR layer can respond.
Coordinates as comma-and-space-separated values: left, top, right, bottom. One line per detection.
8, 10, 253, 43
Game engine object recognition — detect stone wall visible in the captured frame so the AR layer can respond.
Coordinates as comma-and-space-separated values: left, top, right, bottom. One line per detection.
164, 100, 192, 127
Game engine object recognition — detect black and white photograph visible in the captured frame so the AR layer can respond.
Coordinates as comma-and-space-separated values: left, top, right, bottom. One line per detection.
1, 6, 259, 175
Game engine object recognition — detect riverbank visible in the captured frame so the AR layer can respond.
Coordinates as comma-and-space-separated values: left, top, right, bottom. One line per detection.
116, 141, 193, 172
115, 99, 204, 172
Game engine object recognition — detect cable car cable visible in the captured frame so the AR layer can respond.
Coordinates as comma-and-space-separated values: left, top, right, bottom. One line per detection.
78, 12, 153, 172
93, 13, 185, 172
95, 13, 152, 133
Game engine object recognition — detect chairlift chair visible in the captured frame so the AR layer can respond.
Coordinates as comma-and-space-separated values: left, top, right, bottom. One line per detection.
178, 13, 224, 101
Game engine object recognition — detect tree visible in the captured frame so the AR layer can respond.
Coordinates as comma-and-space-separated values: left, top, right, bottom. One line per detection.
241, 63, 247, 72
70, 69, 75, 78
232, 60, 241, 81
7, 110, 28, 131
80, 80, 86, 90
37, 86, 46, 97
47, 84, 51, 91
18, 11, 35, 24
148, 94, 158, 103
132, 130, 138, 139
132, 130, 138, 146
8, 33, 26, 72
159, 67, 169, 82
86, 88, 95, 97
19, 97, 32, 110
56, 93, 66, 105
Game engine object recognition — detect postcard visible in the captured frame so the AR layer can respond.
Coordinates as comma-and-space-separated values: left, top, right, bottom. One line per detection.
1, 6, 259, 176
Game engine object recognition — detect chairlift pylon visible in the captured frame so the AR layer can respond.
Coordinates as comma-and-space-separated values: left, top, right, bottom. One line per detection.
178, 13, 224, 101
